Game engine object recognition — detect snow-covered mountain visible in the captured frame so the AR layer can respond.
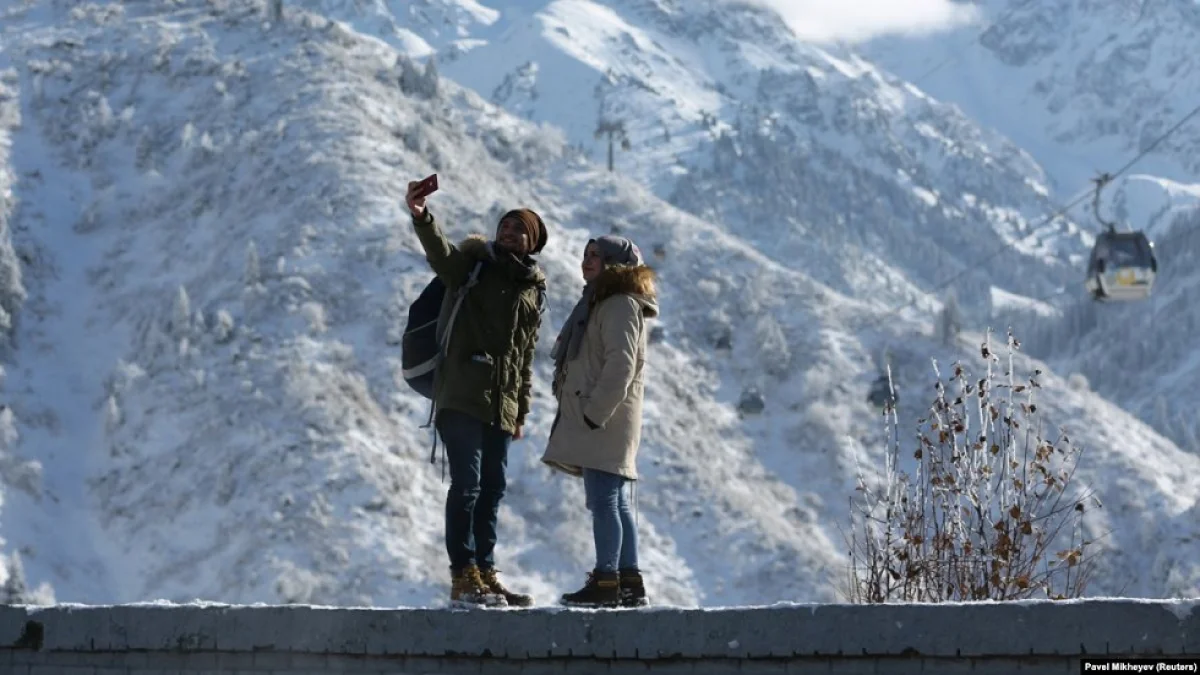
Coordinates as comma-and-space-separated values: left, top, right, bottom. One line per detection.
0, 0, 869, 606
294, 0, 1200, 440
0, 0, 1197, 609
861, 0, 1200, 241
997, 205, 1200, 457
297, 0, 1101, 316
862, 0, 1200, 460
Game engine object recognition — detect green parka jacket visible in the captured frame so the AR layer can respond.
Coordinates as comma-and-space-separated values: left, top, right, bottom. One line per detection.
413, 209, 546, 434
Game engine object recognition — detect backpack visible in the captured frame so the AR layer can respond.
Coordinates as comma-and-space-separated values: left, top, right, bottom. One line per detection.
401, 260, 485, 399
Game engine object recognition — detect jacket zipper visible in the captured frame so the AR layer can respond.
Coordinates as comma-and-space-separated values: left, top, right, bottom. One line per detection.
495, 284, 516, 428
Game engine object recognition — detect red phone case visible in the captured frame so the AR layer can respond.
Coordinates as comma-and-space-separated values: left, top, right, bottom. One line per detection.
413, 174, 438, 199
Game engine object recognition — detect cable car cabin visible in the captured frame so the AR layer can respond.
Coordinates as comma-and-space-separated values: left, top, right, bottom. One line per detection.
1085, 231, 1157, 302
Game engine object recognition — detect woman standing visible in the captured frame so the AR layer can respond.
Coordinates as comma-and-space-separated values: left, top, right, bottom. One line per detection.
542, 235, 658, 608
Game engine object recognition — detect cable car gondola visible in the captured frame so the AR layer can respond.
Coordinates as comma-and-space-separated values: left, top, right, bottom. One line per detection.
1084, 174, 1158, 302
1085, 230, 1157, 301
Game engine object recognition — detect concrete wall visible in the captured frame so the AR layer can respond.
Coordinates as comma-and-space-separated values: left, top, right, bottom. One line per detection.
1, 599, 1197, 674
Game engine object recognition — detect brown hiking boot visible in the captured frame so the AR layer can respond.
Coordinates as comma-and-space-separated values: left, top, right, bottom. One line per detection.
450, 565, 507, 607
619, 568, 649, 607
560, 570, 620, 608
479, 567, 534, 608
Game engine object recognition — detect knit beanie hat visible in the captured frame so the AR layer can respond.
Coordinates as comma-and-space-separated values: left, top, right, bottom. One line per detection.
589, 234, 643, 267
498, 208, 548, 254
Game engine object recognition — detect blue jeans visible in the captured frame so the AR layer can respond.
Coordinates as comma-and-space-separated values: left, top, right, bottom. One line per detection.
436, 408, 511, 571
583, 469, 639, 573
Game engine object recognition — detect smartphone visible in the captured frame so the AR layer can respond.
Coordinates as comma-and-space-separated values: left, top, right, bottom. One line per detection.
411, 173, 438, 200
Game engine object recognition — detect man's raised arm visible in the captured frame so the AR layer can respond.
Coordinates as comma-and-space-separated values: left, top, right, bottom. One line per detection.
405, 178, 470, 285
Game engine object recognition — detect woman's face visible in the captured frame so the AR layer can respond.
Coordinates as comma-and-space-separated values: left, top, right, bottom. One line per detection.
581, 242, 604, 282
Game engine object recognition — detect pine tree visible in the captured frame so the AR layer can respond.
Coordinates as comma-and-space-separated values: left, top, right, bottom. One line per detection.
2, 552, 29, 604
173, 285, 191, 336
422, 57, 440, 97
1153, 395, 1172, 437
940, 290, 962, 346
755, 313, 791, 378
245, 241, 261, 287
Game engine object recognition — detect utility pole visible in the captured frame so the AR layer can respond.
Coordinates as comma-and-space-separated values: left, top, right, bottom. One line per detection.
594, 119, 631, 172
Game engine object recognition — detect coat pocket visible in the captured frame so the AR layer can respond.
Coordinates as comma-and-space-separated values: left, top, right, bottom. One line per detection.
461, 352, 495, 401
562, 389, 585, 427
571, 390, 602, 430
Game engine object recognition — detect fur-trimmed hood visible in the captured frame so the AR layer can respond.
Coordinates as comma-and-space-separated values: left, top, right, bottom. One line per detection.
458, 234, 545, 284
592, 265, 658, 318
458, 233, 497, 260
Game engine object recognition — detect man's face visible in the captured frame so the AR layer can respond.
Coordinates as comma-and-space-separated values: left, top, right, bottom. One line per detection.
497, 218, 531, 256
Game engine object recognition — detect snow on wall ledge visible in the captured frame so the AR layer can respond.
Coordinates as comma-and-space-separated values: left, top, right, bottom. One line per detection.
0, 599, 1198, 674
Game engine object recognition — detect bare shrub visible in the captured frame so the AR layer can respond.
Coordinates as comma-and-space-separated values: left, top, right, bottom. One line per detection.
847, 329, 1098, 602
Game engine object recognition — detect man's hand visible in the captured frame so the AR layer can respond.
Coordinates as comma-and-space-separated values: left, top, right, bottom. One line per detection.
513, 425, 524, 440
406, 180, 428, 218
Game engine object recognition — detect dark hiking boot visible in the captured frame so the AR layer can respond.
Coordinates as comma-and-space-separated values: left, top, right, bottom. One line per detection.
479, 567, 534, 608
560, 570, 620, 608
450, 565, 507, 607
619, 568, 649, 607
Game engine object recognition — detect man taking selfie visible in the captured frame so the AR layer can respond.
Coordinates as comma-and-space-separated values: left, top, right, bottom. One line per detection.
405, 177, 548, 607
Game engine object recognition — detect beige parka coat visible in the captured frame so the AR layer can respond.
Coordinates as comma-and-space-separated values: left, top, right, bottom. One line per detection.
542, 264, 658, 480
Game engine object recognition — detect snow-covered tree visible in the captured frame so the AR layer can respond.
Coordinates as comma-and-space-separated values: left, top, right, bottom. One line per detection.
172, 285, 191, 336
0, 220, 25, 351
245, 240, 261, 287
1, 552, 28, 603
0, 552, 54, 605
422, 57, 440, 97
754, 313, 791, 378
104, 393, 122, 435
939, 289, 962, 346
214, 309, 235, 344
0, 405, 41, 498
1067, 372, 1089, 392
396, 55, 438, 99
1153, 395, 1172, 437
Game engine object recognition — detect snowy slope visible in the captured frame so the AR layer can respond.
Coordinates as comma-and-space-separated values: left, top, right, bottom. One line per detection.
0, 0, 1196, 610
1107, 174, 1200, 240
860, 0, 1200, 212
301, 0, 504, 58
